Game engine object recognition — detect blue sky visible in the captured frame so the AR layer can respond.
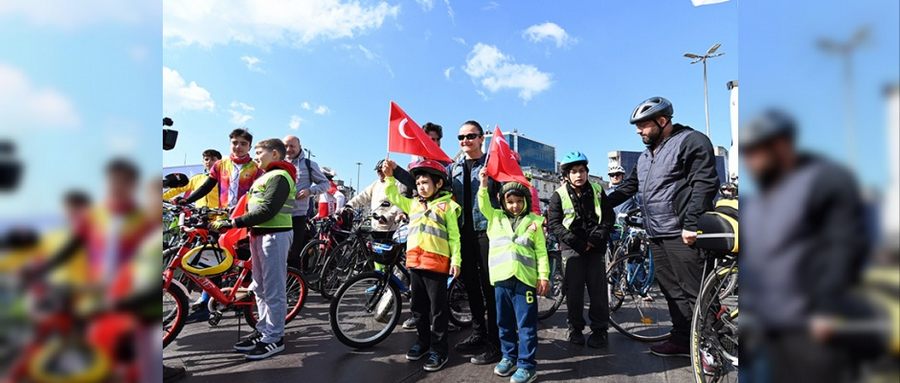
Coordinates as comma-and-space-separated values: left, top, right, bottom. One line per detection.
163, 0, 739, 190
0, 1, 160, 220
740, 0, 899, 190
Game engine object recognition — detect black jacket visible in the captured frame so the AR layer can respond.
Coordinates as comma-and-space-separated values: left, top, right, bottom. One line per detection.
607, 124, 719, 237
547, 182, 615, 254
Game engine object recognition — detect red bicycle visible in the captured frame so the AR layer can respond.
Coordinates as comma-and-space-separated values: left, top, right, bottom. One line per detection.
297, 210, 354, 292
162, 203, 307, 348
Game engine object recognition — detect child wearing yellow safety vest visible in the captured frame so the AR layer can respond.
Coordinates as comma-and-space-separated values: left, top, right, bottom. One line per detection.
382, 159, 462, 373
478, 168, 549, 383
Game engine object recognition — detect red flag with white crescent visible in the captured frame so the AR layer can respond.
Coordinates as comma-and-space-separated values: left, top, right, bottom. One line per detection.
387, 101, 452, 164
485, 125, 531, 188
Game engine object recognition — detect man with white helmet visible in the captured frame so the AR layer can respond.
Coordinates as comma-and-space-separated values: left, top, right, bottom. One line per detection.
606, 164, 639, 217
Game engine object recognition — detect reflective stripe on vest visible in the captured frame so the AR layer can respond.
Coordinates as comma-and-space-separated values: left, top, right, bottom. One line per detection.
248, 169, 296, 229
487, 216, 541, 286
555, 182, 604, 230
406, 196, 455, 259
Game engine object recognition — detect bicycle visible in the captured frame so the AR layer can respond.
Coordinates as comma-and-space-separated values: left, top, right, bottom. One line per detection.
605, 208, 673, 342
318, 213, 378, 300
536, 230, 564, 321
297, 215, 350, 292
162, 203, 308, 348
329, 223, 470, 348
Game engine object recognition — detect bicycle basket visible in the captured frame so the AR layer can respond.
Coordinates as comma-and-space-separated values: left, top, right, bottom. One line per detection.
368, 240, 402, 265
181, 245, 234, 276
696, 198, 739, 253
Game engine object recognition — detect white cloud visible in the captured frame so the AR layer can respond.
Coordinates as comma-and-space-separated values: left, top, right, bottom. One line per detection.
301, 101, 312, 110
415, 0, 434, 11
523, 22, 576, 48
0, 0, 155, 28
228, 101, 254, 126
482, 1, 500, 11
241, 55, 264, 73
443, 0, 455, 24
357, 45, 376, 61
289, 115, 303, 130
344, 44, 395, 78
444, 67, 453, 80
452, 36, 466, 46
314, 105, 330, 115
163, 66, 215, 115
164, 0, 401, 48
0, 63, 80, 129
463, 43, 552, 102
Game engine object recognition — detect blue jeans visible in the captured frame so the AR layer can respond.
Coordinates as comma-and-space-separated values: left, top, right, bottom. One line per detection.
494, 277, 538, 370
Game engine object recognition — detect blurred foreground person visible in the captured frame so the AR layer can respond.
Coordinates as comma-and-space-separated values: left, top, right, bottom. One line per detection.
741, 110, 888, 383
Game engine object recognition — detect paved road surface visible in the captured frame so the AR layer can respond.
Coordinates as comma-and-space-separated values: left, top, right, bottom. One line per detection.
164, 292, 693, 383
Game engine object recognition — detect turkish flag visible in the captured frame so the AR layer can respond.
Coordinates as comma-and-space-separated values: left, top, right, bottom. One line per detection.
387, 102, 452, 164
485, 125, 531, 188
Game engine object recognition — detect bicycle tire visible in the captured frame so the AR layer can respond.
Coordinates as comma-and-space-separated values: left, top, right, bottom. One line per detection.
243, 267, 308, 328
298, 239, 327, 291
690, 264, 739, 383
163, 280, 189, 348
319, 240, 368, 300
537, 252, 566, 321
329, 271, 402, 349
606, 251, 672, 342
448, 278, 472, 328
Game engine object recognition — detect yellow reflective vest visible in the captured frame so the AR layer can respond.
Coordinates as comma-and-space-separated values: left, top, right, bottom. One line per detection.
384, 177, 461, 273
555, 182, 604, 230
247, 169, 296, 229
478, 187, 549, 287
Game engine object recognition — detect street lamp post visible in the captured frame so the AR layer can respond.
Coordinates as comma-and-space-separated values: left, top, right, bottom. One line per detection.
818, 26, 868, 168
355, 162, 362, 197
684, 43, 725, 142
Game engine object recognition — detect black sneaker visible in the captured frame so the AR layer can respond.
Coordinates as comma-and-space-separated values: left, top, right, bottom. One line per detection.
587, 331, 608, 348
245, 339, 284, 360
454, 333, 486, 354
423, 352, 448, 372
470, 345, 501, 365
406, 343, 429, 361
233, 331, 263, 352
402, 316, 418, 330
567, 329, 585, 346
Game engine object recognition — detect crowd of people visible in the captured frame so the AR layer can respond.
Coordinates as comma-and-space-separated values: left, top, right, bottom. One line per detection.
162, 95, 735, 383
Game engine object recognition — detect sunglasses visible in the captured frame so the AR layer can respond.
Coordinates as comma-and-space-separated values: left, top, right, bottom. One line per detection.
608, 173, 624, 177
457, 133, 482, 141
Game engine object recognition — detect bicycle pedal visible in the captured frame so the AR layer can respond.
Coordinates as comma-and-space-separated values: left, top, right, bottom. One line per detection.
208, 312, 223, 326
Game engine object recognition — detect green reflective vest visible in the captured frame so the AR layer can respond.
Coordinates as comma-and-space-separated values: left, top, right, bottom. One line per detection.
555, 182, 604, 230
248, 169, 296, 229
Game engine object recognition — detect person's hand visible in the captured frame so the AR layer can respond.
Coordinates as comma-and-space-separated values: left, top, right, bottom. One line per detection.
449, 265, 461, 280
297, 189, 310, 199
173, 196, 188, 206
536, 279, 550, 297
479, 168, 488, 187
682, 229, 697, 246
584, 242, 594, 253
809, 315, 835, 343
382, 159, 396, 177
210, 219, 234, 232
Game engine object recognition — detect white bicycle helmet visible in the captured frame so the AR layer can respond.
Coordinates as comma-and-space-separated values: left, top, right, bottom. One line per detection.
322, 167, 337, 179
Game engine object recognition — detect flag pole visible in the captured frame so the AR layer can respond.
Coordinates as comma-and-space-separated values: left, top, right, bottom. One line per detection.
386, 102, 392, 161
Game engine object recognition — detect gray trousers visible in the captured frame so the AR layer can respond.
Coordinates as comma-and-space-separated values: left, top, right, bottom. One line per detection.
249, 230, 293, 343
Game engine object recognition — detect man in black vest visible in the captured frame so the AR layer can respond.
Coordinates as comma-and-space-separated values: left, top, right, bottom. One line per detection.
607, 96, 719, 357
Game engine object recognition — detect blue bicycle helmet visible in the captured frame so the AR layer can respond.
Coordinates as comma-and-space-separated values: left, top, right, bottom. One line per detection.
630, 96, 674, 125
740, 109, 797, 149
560, 151, 589, 173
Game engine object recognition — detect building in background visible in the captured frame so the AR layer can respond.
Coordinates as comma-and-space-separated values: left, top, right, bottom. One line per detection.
484, 130, 557, 173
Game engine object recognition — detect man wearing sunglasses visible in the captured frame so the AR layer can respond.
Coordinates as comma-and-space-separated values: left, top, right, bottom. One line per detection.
449, 121, 502, 365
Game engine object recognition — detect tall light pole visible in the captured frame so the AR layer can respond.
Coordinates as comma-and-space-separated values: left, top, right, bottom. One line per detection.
684, 43, 725, 142
355, 162, 362, 197
818, 26, 868, 168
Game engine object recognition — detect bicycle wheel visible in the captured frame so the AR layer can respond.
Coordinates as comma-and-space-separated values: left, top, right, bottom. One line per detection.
320, 240, 368, 300
606, 251, 672, 342
448, 277, 472, 327
537, 252, 565, 321
298, 239, 327, 291
329, 272, 402, 349
243, 267, 308, 328
690, 264, 739, 383
163, 281, 189, 348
